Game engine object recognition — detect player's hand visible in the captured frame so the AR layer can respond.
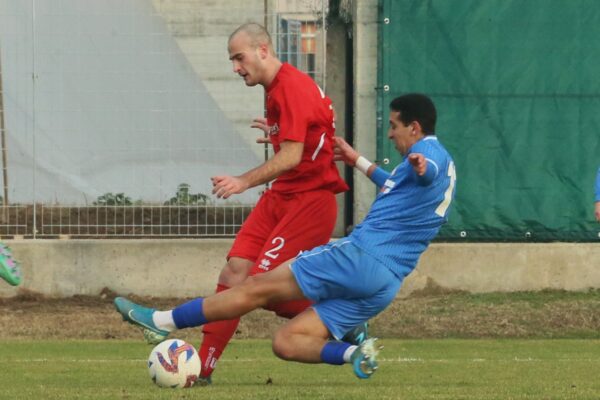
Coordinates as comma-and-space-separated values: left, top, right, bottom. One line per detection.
333, 136, 359, 166
251, 118, 272, 144
211, 175, 249, 199
595, 201, 600, 222
255, 136, 272, 144
408, 153, 427, 176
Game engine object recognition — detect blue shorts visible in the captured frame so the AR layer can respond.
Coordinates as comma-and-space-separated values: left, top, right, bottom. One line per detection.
290, 239, 402, 340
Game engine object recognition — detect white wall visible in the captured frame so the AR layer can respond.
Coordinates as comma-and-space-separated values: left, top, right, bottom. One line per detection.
2, 240, 599, 298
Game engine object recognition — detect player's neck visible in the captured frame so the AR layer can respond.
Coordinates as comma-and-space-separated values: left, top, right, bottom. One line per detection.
411, 134, 426, 147
262, 59, 283, 89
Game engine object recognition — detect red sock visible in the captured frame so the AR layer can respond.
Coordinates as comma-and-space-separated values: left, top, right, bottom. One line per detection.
198, 284, 240, 378
264, 299, 313, 319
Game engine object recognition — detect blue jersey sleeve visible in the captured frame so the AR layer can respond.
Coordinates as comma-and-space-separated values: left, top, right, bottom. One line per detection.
410, 137, 446, 186
370, 166, 390, 188
415, 158, 439, 186
595, 167, 600, 201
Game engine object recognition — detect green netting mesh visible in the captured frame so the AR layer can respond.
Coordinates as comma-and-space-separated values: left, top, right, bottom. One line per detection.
378, 0, 600, 241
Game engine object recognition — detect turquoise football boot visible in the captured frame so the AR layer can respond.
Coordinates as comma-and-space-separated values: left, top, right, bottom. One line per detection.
0, 244, 22, 286
114, 297, 169, 344
350, 338, 381, 379
342, 322, 369, 345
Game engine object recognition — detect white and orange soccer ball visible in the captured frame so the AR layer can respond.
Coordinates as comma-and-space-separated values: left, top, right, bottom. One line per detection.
147, 339, 200, 388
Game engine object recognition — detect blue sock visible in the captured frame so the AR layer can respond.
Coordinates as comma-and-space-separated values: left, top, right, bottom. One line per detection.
172, 298, 207, 329
320, 341, 352, 365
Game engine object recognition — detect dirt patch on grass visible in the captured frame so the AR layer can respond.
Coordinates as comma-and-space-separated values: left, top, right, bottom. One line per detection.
0, 288, 284, 342
1, 287, 599, 341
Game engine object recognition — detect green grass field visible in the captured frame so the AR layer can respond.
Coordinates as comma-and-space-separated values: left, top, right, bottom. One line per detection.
1, 339, 599, 400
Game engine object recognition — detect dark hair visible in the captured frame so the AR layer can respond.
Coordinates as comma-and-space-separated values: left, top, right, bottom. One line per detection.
389, 93, 436, 135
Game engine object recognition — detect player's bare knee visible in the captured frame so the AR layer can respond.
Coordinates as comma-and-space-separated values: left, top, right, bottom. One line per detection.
218, 260, 250, 287
271, 329, 296, 361
238, 275, 270, 308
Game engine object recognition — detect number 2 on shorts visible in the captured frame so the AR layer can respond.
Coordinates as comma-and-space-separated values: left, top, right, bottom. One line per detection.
264, 237, 285, 259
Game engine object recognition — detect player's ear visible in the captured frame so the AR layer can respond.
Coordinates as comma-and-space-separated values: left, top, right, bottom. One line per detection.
410, 121, 421, 136
258, 43, 269, 59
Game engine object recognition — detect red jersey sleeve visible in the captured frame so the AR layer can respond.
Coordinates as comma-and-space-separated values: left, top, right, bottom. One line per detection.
265, 63, 348, 194
270, 79, 311, 144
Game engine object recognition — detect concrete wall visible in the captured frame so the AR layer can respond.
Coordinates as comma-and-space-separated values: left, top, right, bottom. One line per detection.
326, 18, 350, 235
0, 240, 227, 298
410, 243, 600, 295
352, 0, 379, 222
2, 240, 599, 298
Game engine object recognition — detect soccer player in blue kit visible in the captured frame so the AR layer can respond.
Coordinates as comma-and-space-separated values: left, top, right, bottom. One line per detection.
115, 93, 456, 379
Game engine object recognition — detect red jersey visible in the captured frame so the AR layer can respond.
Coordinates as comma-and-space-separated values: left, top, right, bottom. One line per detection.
265, 63, 348, 194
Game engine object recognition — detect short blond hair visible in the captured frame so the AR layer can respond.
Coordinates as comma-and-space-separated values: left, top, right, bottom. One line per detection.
229, 23, 274, 51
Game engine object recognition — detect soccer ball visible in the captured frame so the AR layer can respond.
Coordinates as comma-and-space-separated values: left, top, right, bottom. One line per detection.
147, 339, 200, 388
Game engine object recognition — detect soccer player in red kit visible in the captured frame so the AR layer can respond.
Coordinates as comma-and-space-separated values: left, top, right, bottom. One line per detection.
199, 22, 348, 383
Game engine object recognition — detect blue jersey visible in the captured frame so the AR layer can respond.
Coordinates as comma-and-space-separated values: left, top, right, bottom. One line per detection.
349, 136, 456, 279
596, 167, 600, 201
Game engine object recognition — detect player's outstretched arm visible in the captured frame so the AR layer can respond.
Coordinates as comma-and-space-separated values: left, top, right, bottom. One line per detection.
332, 136, 360, 166
408, 152, 439, 186
333, 136, 389, 187
595, 201, 600, 223
408, 153, 427, 175
211, 140, 303, 199
211, 175, 248, 199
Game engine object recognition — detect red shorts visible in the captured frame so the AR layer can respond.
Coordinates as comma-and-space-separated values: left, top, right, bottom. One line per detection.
228, 189, 338, 276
